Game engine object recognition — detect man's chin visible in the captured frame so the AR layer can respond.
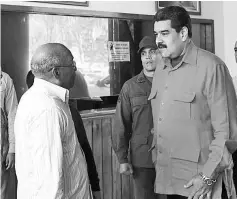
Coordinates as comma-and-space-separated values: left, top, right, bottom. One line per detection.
159, 51, 170, 58
69, 80, 75, 89
159, 49, 170, 58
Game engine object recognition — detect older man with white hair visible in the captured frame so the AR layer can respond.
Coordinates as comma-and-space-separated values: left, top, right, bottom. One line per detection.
14, 43, 92, 199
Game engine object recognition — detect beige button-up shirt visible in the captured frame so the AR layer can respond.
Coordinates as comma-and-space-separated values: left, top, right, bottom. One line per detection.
149, 41, 237, 198
15, 78, 92, 199
0, 71, 18, 159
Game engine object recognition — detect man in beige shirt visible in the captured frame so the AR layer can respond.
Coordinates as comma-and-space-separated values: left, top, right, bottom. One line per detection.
149, 6, 237, 199
232, 40, 237, 194
232, 41, 237, 90
1, 71, 18, 199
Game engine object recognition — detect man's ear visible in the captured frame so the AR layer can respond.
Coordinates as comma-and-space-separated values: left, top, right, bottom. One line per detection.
180, 26, 188, 41
52, 68, 60, 79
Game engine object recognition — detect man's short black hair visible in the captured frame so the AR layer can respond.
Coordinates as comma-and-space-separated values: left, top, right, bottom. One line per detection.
154, 6, 192, 38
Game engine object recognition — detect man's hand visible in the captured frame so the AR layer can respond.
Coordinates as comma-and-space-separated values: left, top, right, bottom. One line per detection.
6, 153, 15, 170
92, 191, 101, 199
184, 174, 214, 199
119, 163, 133, 175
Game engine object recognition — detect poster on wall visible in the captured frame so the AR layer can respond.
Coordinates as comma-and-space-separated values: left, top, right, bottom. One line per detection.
108, 41, 130, 62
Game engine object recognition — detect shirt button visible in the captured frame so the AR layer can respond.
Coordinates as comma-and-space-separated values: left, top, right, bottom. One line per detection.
165, 85, 168, 90
161, 102, 164, 105
159, 118, 162, 122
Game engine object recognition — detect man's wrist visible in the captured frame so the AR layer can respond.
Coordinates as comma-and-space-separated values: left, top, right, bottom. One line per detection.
199, 172, 217, 186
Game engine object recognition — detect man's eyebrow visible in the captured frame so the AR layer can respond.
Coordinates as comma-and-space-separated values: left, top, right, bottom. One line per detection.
160, 30, 169, 33
154, 30, 169, 34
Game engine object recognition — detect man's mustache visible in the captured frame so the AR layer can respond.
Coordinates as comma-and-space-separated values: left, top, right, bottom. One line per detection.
157, 43, 167, 48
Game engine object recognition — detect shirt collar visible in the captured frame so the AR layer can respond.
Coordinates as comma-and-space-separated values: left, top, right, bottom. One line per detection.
163, 40, 198, 69
182, 40, 198, 65
136, 70, 146, 83
33, 78, 69, 104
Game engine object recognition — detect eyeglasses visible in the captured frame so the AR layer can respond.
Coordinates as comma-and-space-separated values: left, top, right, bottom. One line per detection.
55, 61, 77, 71
234, 47, 237, 52
48, 61, 77, 72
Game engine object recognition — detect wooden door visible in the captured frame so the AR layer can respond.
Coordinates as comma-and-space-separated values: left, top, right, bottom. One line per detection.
191, 18, 215, 53
83, 113, 135, 199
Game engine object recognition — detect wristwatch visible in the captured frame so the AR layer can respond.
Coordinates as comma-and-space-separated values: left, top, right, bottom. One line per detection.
199, 172, 217, 186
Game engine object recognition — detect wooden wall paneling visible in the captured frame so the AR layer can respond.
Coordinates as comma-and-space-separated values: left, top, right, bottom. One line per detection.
112, 149, 122, 199
92, 118, 104, 197
121, 174, 131, 199
129, 175, 135, 199
191, 23, 201, 48
192, 18, 215, 53
200, 24, 206, 51
211, 21, 215, 53
83, 118, 93, 148
102, 117, 113, 199
205, 25, 213, 53
82, 114, 136, 199
112, 118, 122, 199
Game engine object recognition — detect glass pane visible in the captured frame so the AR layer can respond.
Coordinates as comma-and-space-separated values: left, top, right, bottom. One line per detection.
29, 14, 109, 98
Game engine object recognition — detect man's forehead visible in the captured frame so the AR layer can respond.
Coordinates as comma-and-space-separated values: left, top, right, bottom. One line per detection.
141, 47, 156, 53
154, 20, 172, 31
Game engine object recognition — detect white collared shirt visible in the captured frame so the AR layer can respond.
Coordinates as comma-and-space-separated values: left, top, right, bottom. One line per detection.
15, 78, 92, 199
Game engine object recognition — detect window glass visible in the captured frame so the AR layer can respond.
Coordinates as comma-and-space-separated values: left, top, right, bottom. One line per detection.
29, 14, 110, 98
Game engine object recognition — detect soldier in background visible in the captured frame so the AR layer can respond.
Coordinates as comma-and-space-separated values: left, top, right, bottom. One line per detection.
112, 36, 161, 199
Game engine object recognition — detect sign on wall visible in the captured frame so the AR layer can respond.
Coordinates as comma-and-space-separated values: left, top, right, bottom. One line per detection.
108, 41, 130, 62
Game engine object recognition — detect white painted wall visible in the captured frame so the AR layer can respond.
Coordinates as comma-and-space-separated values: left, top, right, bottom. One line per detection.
222, 1, 237, 76
2, 1, 235, 74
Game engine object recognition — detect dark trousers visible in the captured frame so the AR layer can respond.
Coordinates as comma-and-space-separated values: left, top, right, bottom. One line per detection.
132, 167, 158, 199
222, 151, 237, 199
233, 151, 237, 189
1, 163, 9, 199
167, 195, 187, 199
1, 163, 17, 199
167, 189, 228, 199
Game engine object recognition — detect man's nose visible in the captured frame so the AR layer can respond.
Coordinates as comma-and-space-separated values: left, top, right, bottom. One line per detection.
156, 34, 162, 45
145, 53, 152, 59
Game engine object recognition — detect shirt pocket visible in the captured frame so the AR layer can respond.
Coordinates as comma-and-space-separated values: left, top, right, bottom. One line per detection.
170, 142, 200, 181
171, 92, 195, 119
131, 95, 149, 125
131, 95, 148, 107
130, 135, 149, 153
